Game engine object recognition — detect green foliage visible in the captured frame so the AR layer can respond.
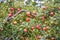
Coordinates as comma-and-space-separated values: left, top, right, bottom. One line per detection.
0, 0, 60, 40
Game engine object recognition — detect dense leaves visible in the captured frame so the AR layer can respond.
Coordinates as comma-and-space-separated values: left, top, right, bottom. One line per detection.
0, 0, 60, 40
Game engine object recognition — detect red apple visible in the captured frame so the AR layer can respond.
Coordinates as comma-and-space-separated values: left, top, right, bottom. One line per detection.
42, 6, 47, 10
43, 27, 46, 30
26, 17, 30, 22
31, 26, 34, 30
50, 12, 54, 16
17, 8, 21, 12
43, 26, 49, 31
46, 26, 49, 29
23, 28, 27, 32
8, 13, 13, 17
26, 12, 31, 16
36, 25, 41, 30
41, 16, 45, 20
10, 7, 14, 11
37, 35, 41, 39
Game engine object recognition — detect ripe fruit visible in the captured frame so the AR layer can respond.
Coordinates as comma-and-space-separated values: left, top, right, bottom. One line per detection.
43, 26, 49, 31
36, 35, 41, 39
26, 12, 31, 16
51, 37, 55, 40
42, 6, 47, 10
26, 17, 30, 22
10, 7, 14, 11
43, 27, 46, 30
17, 8, 21, 12
41, 16, 45, 20
8, 13, 13, 17
31, 26, 34, 30
37, 24, 40, 27
50, 12, 54, 16
23, 28, 27, 32
13, 21, 17, 25
46, 26, 49, 29
36, 25, 41, 30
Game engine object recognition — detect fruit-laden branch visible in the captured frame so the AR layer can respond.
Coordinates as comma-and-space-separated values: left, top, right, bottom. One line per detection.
4, 10, 34, 21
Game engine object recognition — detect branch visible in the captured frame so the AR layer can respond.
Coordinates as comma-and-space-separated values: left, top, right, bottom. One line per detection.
3, 10, 34, 21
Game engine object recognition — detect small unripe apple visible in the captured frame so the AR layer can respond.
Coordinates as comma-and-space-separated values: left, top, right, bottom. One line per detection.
13, 21, 17, 25
58, 7, 60, 10
10, 12, 13, 14
41, 13, 44, 16
51, 37, 55, 40
0, 28, 3, 31
32, 11, 36, 15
